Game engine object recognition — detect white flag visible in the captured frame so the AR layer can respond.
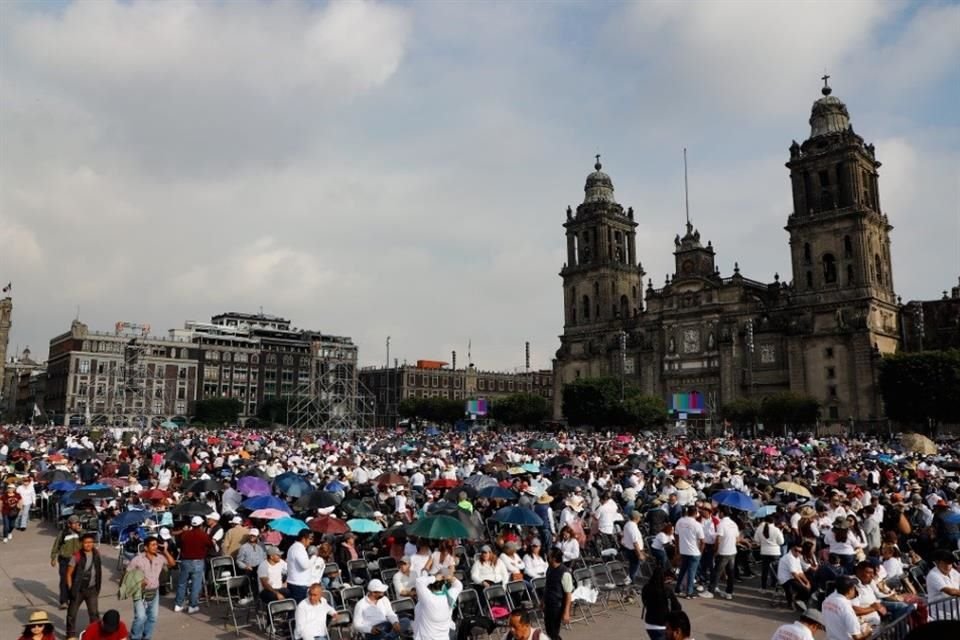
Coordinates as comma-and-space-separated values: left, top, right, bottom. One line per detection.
33, 403, 41, 417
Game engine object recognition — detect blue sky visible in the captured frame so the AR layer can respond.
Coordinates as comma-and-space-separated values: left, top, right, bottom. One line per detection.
1, 0, 957, 370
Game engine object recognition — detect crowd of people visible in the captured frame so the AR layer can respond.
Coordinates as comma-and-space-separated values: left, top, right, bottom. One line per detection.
2, 423, 960, 640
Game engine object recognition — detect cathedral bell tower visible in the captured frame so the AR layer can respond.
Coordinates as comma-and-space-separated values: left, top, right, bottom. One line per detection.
785, 77, 895, 305
560, 157, 645, 328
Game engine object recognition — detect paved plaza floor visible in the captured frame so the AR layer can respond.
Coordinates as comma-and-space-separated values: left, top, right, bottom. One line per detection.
1, 520, 795, 640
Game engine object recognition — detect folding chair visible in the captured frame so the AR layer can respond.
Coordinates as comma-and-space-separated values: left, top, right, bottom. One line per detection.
589, 563, 617, 614
340, 585, 364, 611
324, 562, 343, 588
570, 567, 596, 625
210, 556, 238, 603
381, 568, 399, 598
605, 560, 635, 608
347, 559, 369, 585
329, 608, 354, 640
908, 566, 927, 595
391, 596, 416, 622
265, 598, 297, 640
482, 584, 513, 631
455, 589, 484, 622
221, 575, 255, 635
379, 556, 398, 572
505, 580, 541, 624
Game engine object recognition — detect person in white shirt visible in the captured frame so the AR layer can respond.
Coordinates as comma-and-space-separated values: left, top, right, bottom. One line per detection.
353, 579, 401, 640
471, 545, 509, 588
754, 517, 785, 592
620, 510, 646, 582
295, 583, 338, 640
499, 541, 527, 582
555, 527, 580, 564
770, 609, 826, 640
257, 546, 289, 603
306, 545, 326, 587
413, 573, 462, 640
522, 540, 548, 579
710, 509, 740, 599
822, 577, 872, 640
286, 529, 314, 603
394, 556, 419, 599
595, 493, 623, 537
880, 545, 904, 589
777, 545, 812, 609
926, 550, 960, 620
674, 506, 704, 598
823, 519, 857, 574
409, 541, 432, 579
15, 476, 36, 531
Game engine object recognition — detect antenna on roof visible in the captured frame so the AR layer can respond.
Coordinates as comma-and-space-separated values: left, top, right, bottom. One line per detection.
683, 148, 691, 230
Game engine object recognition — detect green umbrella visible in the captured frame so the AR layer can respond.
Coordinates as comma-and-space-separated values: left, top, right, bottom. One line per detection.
347, 518, 383, 534
528, 439, 560, 451
407, 515, 471, 540
340, 499, 376, 518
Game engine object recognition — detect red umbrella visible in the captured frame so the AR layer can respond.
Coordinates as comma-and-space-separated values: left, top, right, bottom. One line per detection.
671, 468, 689, 478
309, 515, 350, 535
140, 489, 169, 501
374, 473, 408, 486
429, 478, 460, 489
101, 477, 128, 489
822, 472, 840, 486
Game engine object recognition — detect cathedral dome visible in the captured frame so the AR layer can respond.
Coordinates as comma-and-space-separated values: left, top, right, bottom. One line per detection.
809, 82, 850, 139
583, 157, 616, 204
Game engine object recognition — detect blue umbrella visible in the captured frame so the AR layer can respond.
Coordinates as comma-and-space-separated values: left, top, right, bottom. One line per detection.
49, 481, 78, 492
241, 495, 292, 513
689, 462, 713, 473
274, 472, 313, 498
347, 518, 384, 533
81, 483, 109, 491
877, 455, 894, 464
521, 463, 540, 474
425, 427, 441, 436
269, 516, 309, 536
830, 444, 847, 456
751, 505, 778, 519
712, 490, 755, 512
944, 512, 960, 525
111, 510, 150, 530
477, 486, 518, 500
324, 480, 345, 493
490, 506, 544, 527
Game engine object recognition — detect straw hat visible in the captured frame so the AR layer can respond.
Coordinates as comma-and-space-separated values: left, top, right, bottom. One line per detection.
28, 611, 51, 625
537, 493, 554, 505
675, 479, 691, 490
799, 506, 816, 518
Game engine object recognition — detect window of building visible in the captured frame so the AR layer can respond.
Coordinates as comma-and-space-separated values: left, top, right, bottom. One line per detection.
822, 253, 837, 284
175, 401, 185, 414
825, 347, 834, 358
806, 271, 813, 289
283, 355, 294, 366
581, 295, 590, 320
843, 235, 853, 258
250, 354, 259, 365
828, 406, 839, 420
235, 352, 247, 363
479, 380, 486, 391
432, 376, 439, 388
874, 254, 884, 284
266, 354, 277, 365
408, 374, 416, 386
508, 381, 514, 391
223, 352, 232, 362
442, 377, 449, 388
846, 265, 855, 285
803, 243, 811, 263
207, 351, 220, 361
827, 367, 836, 379
442, 390, 449, 399
498, 380, 504, 391
828, 385, 838, 399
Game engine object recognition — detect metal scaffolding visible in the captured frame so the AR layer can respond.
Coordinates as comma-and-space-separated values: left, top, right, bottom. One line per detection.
287, 357, 376, 430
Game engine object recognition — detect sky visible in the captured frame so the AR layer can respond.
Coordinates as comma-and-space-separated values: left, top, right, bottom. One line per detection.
1, 0, 958, 371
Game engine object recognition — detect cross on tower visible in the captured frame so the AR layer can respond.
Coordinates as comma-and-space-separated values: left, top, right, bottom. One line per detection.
594, 153, 602, 170
821, 73, 830, 87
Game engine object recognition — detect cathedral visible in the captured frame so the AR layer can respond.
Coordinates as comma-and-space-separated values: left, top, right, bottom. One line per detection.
551, 80, 901, 430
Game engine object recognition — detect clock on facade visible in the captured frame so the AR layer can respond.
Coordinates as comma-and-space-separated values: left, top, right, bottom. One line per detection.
683, 328, 700, 353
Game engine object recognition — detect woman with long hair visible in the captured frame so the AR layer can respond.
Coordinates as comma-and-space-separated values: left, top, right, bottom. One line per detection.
754, 515, 784, 591
18, 611, 56, 640
823, 517, 856, 574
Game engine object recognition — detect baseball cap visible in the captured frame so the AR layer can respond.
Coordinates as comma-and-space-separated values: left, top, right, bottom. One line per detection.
159, 527, 172, 540
265, 545, 282, 557
191, 515, 204, 526
207, 512, 221, 521
231, 515, 243, 525
248, 528, 260, 537
66, 515, 81, 524
367, 579, 388, 593
399, 556, 411, 565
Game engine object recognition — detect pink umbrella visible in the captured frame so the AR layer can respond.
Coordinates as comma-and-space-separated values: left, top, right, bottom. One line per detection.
762, 446, 780, 456
261, 530, 282, 544
250, 508, 288, 520
616, 435, 633, 443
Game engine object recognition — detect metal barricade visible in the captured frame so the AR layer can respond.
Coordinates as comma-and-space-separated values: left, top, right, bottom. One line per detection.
927, 595, 960, 622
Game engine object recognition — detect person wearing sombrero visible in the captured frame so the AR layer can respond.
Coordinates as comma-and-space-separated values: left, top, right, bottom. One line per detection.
17, 610, 56, 640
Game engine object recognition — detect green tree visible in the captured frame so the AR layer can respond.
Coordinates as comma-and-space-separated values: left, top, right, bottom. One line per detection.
398, 397, 464, 424
721, 398, 760, 428
490, 393, 550, 427
879, 350, 960, 435
759, 392, 820, 435
194, 398, 242, 424
257, 396, 289, 425
623, 394, 669, 430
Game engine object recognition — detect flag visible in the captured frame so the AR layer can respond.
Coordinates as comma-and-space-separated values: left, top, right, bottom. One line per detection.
33, 403, 41, 417
1, 282, 10, 293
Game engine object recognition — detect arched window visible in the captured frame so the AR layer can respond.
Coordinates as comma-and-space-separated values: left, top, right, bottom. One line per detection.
620, 295, 630, 319
803, 243, 812, 264
843, 236, 853, 258
570, 305, 577, 324
581, 295, 590, 320
822, 253, 837, 284
875, 254, 883, 284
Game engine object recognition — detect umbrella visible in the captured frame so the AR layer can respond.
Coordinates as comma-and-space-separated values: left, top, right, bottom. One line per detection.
822, 472, 841, 486
762, 447, 780, 456
347, 518, 383, 534
425, 427, 441, 437
111, 510, 150, 530
830, 444, 848, 456
944, 512, 960, 525
101, 478, 128, 489
374, 473, 408, 486
269, 516, 309, 536
490, 506, 544, 527
429, 479, 460, 490
901, 433, 937, 455
689, 463, 713, 473
64, 487, 116, 502
528, 440, 560, 451
274, 472, 313, 498
477, 486, 518, 500
548, 477, 587, 494
712, 490, 755, 512
140, 489, 169, 502
774, 482, 812, 498
670, 468, 690, 478
877, 455, 895, 464
340, 499, 376, 518
751, 505, 778, 519
250, 508, 290, 520
185, 479, 222, 494
546, 456, 574, 468
238, 476, 272, 497
165, 448, 192, 465
407, 515, 470, 540
308, 515, 350, 535
49, 481, 78, 492
237, 466, 270, 481
785, 448, 804, 458
242, 496, 292, 513
521, 463, 540, 474
160, 421, 179, 430
837, 476, 866, 487
66, 447, 95, 460
443, 485, 477, 502
171, 501, 214, 517
40, 470, 74, 484
463, 475, 498, 491
295, 491, 342, 511
324, 480, 346, 493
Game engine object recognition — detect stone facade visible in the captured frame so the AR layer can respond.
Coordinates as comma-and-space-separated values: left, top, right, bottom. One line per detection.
900, 278, 960, 353
553, 82, 902, 430
0, 297, 11, 402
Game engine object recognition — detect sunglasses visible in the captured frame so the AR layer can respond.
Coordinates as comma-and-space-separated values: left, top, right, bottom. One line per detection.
32, 624, 46, 628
